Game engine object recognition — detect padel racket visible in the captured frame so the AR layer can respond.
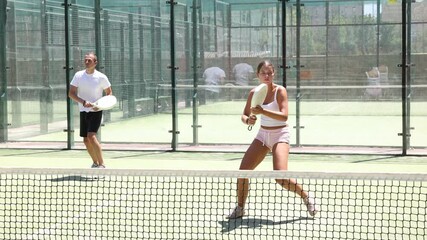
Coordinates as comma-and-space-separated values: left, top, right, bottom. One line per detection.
248, 83, 268, 131
92, 95, 117, 110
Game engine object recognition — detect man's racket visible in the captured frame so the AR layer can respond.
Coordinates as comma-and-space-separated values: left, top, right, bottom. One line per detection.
248, 83, 268, 131
92, 95, 117, 110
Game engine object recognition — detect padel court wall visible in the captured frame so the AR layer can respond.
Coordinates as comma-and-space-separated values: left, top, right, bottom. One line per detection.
0, 0, 426, 155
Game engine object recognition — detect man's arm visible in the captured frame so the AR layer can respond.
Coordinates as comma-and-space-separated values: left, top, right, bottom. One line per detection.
104, 86, 112, 96
68, 85, 86, 105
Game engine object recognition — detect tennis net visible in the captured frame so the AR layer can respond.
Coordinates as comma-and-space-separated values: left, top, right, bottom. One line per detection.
1, 168, 426, 239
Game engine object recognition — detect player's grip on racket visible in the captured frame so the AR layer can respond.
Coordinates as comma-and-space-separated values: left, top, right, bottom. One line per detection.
247, 83, 268, 131
92, 95, 117, 111
247, 115, 257, 131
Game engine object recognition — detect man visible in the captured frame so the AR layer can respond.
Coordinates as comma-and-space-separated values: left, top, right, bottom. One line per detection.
203, 66, 225, 102
233, 63, 254, 87
68, 52, 112, 168
233, 63, 254, 99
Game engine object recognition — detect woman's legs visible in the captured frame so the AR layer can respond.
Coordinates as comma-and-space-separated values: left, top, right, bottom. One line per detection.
272, 142, 308, 198
237, 139, 269, 207
228, 139, 269, 218
272, 142, 317, 216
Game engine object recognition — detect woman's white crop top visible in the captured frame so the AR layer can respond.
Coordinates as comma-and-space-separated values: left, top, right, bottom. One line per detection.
260, 87, 287, 127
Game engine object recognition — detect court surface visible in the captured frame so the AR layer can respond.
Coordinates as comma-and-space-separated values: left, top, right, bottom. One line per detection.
1, 150, 426, 239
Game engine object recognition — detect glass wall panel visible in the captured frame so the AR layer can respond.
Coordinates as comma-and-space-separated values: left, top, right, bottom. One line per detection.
98, 1, 173, 147
408, 1, 427, 148
6, 0, 68, 148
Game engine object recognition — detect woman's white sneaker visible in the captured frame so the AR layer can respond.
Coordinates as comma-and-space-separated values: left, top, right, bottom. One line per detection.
303, 197, 318, 217
227, 206, 245, 219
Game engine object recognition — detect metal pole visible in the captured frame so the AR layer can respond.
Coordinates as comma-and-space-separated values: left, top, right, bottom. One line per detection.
94, 0, 105, 139
138, 8, 146, 98
40, 0, 51, 133
227, 4, 232, 80
8, 2, 21, 128
198, 0, 205, 105
94, 0, 101, 62
192, 0, 200, 145
280, 0, 287, 88
214, 0, 218, 53
103, 10, 113, 121
325, 2, 329, 86
64, 0, 74, 149
150, 15, 156, 99
40, 1, 53, 133
119, 22, 126, 115
406, 0, 412, 150
128, 14, 135, 117
296, 0, 302, 147
376, 0, 380, 66
400, 0, 408, 155
276, 3, 280, 63
0, 0, 8, 142
183, 4, 191, 109
168, 0, 178, 151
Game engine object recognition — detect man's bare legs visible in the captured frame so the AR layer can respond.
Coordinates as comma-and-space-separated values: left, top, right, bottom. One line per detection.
83, 132, 104, 167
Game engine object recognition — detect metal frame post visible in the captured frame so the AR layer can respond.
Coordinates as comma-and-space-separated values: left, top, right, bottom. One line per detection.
0, 0, 8, 142
168, 0, 178, 150
64, 0, 74, 148
191, 0, 200, 145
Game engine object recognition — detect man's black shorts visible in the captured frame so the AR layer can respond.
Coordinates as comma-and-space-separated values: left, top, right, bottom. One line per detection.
80, 111, 103, 137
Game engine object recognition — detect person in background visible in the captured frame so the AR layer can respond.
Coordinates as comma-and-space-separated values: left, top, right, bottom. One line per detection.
203, 66, 226, 102
68, 52, 112, 168
233, 63, 254, 99
227, 60, 318, 219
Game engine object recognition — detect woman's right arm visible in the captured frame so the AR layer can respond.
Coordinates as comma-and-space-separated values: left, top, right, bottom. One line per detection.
241, 90, 255, 125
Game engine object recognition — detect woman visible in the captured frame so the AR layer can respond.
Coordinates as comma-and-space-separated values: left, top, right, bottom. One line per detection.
227, 60, 318, 219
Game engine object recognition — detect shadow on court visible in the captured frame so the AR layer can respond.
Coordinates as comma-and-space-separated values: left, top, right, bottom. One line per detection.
48, 175, 101, 182
0, 149, 63, 157
219, 216, 312, 233
109, 151, 171, 159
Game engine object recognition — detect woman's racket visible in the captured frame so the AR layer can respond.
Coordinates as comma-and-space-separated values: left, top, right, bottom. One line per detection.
248, 83, 267, 131
92, 95, 117, 110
